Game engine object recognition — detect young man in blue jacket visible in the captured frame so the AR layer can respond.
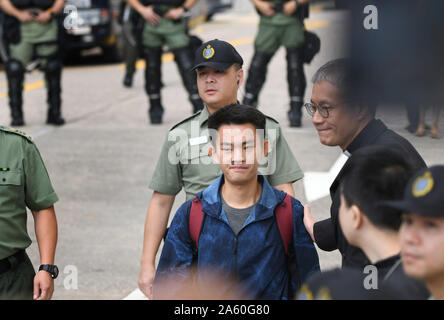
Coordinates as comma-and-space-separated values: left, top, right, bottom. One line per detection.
154, 104, 320, 299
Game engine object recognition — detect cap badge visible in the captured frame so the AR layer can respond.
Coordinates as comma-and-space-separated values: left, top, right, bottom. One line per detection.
297, 285, 314, 300
203, 45, 215, 59
412, 171, 434, 197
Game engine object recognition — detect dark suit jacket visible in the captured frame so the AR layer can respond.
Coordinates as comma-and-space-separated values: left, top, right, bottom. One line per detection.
313, 119, 426, 268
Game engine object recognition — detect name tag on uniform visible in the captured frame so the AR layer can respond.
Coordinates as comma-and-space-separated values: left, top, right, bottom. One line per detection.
189, 136, 208, 146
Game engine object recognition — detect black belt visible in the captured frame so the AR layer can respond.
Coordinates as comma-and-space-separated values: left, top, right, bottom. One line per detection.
0, 250, 26, 274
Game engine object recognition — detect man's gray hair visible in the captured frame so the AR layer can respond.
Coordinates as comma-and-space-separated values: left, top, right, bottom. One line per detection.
311, 58, 376, 116
311, 58, 351, 98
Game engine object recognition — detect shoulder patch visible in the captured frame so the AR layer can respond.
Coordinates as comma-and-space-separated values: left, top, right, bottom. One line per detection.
170, 110, 202, 131
0, 126, 34, 143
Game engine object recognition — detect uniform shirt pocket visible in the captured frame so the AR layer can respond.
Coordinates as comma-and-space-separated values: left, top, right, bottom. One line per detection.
0, 169, 25, 212
0, 169, 23, 186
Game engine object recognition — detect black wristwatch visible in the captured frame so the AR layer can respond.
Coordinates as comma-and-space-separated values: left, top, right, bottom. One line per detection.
39, 264, 59, 279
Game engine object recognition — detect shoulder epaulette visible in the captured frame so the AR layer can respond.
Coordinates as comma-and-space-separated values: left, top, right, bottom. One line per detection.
0, 126, 34, 143
265, 114, 279, 124
170, 110, 202, 131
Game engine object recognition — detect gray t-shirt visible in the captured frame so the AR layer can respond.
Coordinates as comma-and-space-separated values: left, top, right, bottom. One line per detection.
221, 194, 256, 236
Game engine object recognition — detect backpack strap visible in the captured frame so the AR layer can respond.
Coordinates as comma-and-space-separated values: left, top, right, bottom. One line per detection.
189, 197, 204, 249
275, 194, 301, 296
190, 194, 293, 252
275, 194, 293, 255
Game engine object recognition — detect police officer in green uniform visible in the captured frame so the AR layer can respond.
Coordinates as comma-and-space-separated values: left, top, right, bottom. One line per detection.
138, 39, 305, 299
119, 1, 140, 88
0, 126, 59, 300
243, 0, 309, 127
0, 0, 66, 126
126, 0, 203, 124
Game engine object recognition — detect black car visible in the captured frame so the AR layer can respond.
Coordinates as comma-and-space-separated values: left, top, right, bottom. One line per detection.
58, 0, 233, 62
60, 0, 123, 62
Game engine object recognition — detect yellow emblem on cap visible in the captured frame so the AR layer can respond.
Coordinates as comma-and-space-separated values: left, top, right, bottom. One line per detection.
315, 287, 333, 300
202, 45, 215, 59
412, 171, 434, 197
296, 284, 314, 300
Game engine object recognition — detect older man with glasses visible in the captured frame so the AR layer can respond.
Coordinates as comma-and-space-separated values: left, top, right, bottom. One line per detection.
302, 58, 426, 269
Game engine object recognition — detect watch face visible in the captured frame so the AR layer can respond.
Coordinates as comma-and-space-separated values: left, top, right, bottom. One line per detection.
41, 265, 59, 279
51, 265, 59, 279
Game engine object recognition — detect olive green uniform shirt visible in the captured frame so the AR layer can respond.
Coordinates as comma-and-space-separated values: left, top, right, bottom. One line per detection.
0, 126, 58, 260
149, 107, 304, 200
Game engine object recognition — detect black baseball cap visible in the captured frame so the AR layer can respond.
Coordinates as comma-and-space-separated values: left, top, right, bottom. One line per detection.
191, 39, 243, 71
380, 165, 444, 217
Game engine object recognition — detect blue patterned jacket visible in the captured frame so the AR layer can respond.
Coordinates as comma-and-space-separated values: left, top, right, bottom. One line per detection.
155, 175, 320, 299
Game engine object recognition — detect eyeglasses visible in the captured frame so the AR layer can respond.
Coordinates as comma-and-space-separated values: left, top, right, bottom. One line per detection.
304, 102, 334, 118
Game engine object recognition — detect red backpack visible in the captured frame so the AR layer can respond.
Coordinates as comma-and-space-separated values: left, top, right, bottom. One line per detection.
189, 194, 294, 254
188, 193, 300, 295
189, 194, 301, 299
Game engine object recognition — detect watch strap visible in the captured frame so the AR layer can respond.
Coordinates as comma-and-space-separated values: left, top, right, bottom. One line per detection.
39, 264, 59, 279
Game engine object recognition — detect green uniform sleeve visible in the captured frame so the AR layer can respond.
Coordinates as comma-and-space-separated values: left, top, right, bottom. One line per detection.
23, 141, 58, 211
264, 120, 304, 186
148, 131, 183, 195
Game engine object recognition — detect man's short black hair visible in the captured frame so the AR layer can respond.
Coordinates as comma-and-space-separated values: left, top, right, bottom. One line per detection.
340, 145, 415, 231
207, 104, 266, 146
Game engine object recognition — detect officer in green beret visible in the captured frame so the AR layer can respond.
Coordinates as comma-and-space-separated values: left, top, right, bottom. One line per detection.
243, 0, 310, 127
0, 126, 59, 300
0, 0, 66, 126
125, 0, 203, 124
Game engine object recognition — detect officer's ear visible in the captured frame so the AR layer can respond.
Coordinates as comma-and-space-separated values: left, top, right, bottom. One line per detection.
351, 205, 364, 230
236, 67, 244, 87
